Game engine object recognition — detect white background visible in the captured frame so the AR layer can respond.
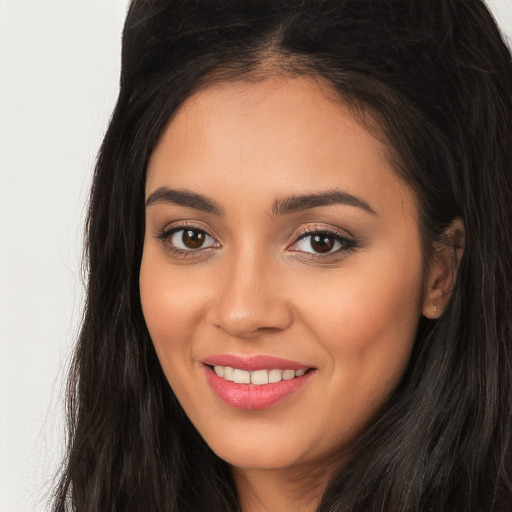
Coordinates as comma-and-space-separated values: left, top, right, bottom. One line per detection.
0, 1, 510, 511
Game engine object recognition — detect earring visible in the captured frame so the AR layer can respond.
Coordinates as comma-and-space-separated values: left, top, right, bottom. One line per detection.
433, 305, 438, 312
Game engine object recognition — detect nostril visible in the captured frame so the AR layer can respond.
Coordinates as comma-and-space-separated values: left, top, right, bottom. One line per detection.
209, 305, 293, 339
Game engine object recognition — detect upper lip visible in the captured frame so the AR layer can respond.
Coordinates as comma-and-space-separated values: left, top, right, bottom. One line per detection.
202, 354, 313, 371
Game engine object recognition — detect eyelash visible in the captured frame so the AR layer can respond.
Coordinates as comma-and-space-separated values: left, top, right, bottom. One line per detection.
287, 226, 358, 259
155, 222, 358, 260
155, 222, 219, 259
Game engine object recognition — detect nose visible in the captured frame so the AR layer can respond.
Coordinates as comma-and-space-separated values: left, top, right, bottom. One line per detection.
206, 250, 293, 339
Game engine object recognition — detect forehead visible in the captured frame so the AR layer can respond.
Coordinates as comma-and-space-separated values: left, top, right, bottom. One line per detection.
146, 76, 416, 220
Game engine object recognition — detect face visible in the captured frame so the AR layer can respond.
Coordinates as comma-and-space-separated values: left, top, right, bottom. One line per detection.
140, 76, 427, 474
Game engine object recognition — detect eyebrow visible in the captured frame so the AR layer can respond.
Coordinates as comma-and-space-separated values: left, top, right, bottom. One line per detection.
270, 190, 376, 217
145, 186, 376, 217
145, 186, 223, 215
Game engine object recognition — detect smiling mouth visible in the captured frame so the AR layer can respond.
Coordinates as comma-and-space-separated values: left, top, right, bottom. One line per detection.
203, 362, 316, 409
207, 365, 311, 385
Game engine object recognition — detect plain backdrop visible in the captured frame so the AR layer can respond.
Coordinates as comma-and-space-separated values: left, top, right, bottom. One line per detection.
0, 1, 510, 511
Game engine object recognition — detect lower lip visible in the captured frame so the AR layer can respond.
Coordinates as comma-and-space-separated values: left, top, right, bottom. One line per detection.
203, 365, 315, 410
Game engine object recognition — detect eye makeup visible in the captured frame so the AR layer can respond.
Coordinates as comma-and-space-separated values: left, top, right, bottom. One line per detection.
154, 219, 360, 263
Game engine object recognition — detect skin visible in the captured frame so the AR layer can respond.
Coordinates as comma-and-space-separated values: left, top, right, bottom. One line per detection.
139, 76, 455, 512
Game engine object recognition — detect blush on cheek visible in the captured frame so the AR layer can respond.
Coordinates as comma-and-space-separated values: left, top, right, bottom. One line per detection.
142, 293, 192, 345
140, 257, 206, 337
309, 280, 419, 393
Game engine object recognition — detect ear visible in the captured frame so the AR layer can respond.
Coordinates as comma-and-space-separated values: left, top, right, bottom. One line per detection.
422, 218, 465, 319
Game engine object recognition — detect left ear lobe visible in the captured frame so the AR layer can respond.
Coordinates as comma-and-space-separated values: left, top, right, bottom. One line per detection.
422, 218, 465, 319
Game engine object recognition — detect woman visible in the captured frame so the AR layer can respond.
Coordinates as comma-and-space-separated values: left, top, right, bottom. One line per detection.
53, 1, 512, 511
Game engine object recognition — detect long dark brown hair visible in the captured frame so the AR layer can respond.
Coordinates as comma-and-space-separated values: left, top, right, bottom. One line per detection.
53, 1, 512, 510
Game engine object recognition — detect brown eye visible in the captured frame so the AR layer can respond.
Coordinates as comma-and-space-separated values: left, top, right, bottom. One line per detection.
167, 228, 217, 251
310, 234, 335, 253
182, 229, 206, 249
290, 229, 356, 256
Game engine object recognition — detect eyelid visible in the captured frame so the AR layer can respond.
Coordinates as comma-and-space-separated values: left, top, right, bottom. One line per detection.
154, 220, 221, 256
286, 223, 358, 256
155, 220, 219, 240
153, 220, 357, 260
286, 223, 355, 246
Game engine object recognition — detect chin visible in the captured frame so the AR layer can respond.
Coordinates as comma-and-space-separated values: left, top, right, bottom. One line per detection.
200, 425, 304, 469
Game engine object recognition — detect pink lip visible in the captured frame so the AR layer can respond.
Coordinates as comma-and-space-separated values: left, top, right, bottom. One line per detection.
201, 355, 316, 410
202, 354, 311, 371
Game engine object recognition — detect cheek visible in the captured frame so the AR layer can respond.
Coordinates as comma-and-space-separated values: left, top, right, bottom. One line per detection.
139, 249, 213, 414
296, 247, 424, 394
139, 248, 205, 364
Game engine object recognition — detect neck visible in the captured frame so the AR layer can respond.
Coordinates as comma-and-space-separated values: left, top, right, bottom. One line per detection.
232, 460, 338, 512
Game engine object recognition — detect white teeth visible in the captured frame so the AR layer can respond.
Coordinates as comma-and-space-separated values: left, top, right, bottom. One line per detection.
233, 369, 251, 384
268, 369, 283, 383
212, 365, 308, 385
223, 366, 234, 381
251, 369, 269, 385
282, 369, 295, 380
